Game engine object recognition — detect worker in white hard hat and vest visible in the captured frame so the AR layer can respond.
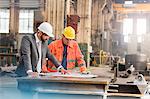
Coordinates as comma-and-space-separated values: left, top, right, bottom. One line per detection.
15, 22, 63, 77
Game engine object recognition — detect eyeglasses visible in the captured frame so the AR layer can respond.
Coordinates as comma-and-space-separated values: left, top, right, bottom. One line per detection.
42, 33, 49, 36
38, 31, 49, 36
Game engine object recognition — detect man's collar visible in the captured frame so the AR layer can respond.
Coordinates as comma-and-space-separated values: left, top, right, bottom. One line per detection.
35, 33, 41, 43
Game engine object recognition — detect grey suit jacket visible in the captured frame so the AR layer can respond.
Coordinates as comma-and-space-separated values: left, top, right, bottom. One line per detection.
15, 34, 60, 76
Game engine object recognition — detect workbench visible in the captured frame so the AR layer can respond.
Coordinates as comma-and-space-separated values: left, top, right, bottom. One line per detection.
17, 73, 110, 99
17, 67, 148, 99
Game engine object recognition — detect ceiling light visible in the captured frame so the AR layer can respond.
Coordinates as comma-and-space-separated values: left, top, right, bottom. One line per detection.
124, 1, 133, 4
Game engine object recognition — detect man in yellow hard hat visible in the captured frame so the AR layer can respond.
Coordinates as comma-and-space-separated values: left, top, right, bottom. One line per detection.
44, 26, 88, 74
15, 22, 63, 76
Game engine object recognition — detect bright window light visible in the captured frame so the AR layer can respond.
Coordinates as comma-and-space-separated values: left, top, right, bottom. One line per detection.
123, 18, 133, 43
136, 18, 146, 43
137, 18, 146, 35
137, 36, 142, 43
19, 9, 34, 33
0, 9, 10, 33
124, 35, 130, 43
123, 18, 133, 35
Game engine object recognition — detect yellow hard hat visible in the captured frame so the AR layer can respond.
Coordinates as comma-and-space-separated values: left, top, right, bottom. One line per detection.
63, 26, 75, 39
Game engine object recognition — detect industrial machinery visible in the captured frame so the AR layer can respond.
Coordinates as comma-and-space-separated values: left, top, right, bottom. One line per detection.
125, 54, 149, 76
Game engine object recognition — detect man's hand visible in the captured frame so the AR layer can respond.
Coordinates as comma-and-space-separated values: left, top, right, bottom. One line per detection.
57, 65, 69, 74
81, 71, 91, 75
60, 67, 70, 74
27, 72, 38, 77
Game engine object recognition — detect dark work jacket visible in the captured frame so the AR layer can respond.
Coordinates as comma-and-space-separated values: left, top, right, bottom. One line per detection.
15, 34, 60, 76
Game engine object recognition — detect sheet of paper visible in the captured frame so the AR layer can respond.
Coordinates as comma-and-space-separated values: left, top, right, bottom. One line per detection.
39, 72, 98, 78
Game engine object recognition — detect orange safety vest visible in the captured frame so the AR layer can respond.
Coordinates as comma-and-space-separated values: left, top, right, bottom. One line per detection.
47, 39, 86, 72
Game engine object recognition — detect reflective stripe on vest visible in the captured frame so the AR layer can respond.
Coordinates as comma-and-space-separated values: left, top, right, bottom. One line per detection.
68, 59, 76, 63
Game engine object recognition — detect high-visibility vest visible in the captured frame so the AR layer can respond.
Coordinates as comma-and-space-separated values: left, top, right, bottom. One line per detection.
47, 39, 86, 72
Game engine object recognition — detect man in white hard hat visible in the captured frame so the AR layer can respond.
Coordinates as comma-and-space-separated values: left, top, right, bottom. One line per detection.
15, 22, 64, 76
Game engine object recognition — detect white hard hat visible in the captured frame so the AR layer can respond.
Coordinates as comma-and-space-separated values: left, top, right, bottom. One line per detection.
38, 22, 54, 37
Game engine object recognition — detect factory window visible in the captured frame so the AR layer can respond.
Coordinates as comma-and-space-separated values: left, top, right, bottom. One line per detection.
0, 9, 10, 33
137, 18, 146, 35
124, 35, 130, 43
137, 18, 146, 43
19, 9, 34, 33
137, 36, 143, 43
123, 18, 133, 35
123, 18, 133, 42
